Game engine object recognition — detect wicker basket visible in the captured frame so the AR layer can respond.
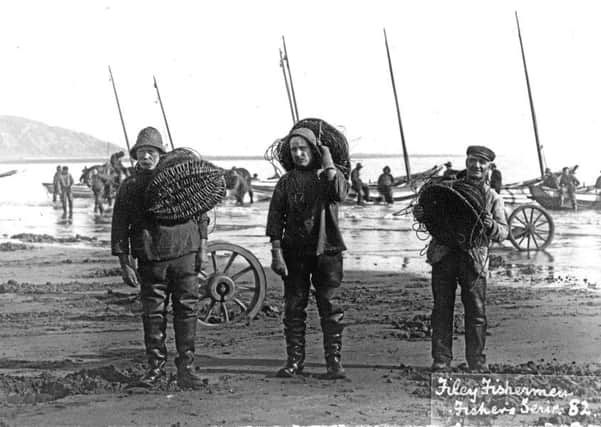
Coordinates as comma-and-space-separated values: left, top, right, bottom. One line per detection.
144, 148, 226, 223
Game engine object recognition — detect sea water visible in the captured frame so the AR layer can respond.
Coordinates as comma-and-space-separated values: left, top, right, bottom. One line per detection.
0, 156, 599, 286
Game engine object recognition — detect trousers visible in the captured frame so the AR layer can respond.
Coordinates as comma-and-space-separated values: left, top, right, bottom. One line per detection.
431, 250, 487, 366
282, 251, 344, 334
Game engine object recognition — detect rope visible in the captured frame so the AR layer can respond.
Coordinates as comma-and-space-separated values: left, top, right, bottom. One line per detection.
414, 180, 493, 275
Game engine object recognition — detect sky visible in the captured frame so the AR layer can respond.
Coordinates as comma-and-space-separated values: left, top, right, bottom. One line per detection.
1, 0, 601, 180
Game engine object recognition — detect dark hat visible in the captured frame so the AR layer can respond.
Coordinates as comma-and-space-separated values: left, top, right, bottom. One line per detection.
130, 127, 166, 160
466, 145, 495, 162
288, 127, 317, 146
356, 162, 363, 169
444, 161, 452, 167
383, 165, 391, 173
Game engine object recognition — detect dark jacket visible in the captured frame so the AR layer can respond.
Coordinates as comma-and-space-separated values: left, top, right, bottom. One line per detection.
426, 179, 507, 274
377, 172, 394, 190
266, 168, 349, 255
111, 168, 208, 262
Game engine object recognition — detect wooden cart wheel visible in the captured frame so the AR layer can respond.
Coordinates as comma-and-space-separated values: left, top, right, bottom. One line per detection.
507, 204, 555, 251
197, 240, 266, 327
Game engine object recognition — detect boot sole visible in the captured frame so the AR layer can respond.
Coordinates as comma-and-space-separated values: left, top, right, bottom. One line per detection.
275, 367, 304, 378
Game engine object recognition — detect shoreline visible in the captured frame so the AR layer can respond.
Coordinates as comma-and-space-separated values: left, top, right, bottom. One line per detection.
0, 240, 599, 425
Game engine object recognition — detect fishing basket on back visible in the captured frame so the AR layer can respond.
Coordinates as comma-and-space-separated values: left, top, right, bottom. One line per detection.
276, 118, 351, 179
416, 181, 488, 250
144, 148, 226, 223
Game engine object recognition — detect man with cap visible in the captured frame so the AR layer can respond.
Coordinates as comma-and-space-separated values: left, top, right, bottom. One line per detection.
559, 167, 580, 211
377, 166, 394, 204
111, 126, 209, 389
542, 168, 559, 189
52, 165, 61, 203
266, 125, 349, 379
57, 166, 74, 219
413, 145, 507, 372
595, 171, 601, 191
489, 163, 502, 194
350, 162, 370, 205
442, 161, 459, 179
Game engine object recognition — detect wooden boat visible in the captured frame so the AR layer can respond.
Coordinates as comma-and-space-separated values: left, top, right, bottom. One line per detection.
42, 182, 93, 198
528, 185, 601, 210
390, 165, 443, 186
0, 169, 17, 178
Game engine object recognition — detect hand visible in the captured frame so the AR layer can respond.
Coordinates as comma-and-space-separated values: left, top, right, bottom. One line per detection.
413, 204, 425, 222
270, 248, 288, 277
195, 239, 208, 272
319, 145, 335, 170
121, 264, 141, 288
482, 212, 494, 230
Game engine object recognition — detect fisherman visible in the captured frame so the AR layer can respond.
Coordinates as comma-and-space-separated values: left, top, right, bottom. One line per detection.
542, 168, 559, 189
52, 165, 61, 203
57, 166, 74, 219
111, 126, 209, 390
350, 162, 370, 205
90, 169, 108, 214
489, 163, 502, 194
442, 161, 459, 179
109, 150, 130, 186
377, 166, 394, 204
595, 171, 601, 191
559, 167, 580, 211
266, 124, 349, 379
413, 145, 508, 372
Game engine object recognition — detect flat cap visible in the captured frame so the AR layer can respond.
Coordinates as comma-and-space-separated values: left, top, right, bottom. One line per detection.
466, 145, 495, 162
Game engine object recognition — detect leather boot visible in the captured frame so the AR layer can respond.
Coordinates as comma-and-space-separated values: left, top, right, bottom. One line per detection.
323, 333, 346, 379
174, 318, 205, 390
138, 315, 167, 387
276, 320, 306, 378
322, 313, 346, 379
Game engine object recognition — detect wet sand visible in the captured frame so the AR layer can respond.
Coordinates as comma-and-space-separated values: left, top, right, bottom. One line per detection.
0, 234, 600, 426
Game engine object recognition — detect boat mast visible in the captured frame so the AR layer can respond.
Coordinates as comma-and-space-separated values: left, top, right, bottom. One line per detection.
383, 28, 411, 183
279, 48, 297, 125
281, 36, 299, 122
153, 75, 175, 150
108, 66, 133, 166
515, 11, 545, 179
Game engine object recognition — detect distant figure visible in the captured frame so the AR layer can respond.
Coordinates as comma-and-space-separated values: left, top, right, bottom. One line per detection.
377, 166, 394, 204
542, 168, 559, 189
489, 163, 502, 194
224, 167, 254, 204
57, 166, 74, 219
109, 151, 130, 186
90, 169, 108, 214
52, 165, 61, 202
442, 161, 459, 179
559, 167, 580, 211
595, 170, 601, 191
350, 162, 370, 205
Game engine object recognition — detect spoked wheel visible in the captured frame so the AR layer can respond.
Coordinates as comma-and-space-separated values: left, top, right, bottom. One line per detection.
508, 204, 555, 251
197, 240, 267, 327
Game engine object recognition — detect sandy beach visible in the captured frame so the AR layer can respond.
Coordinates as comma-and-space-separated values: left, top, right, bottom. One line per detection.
0, 229, 599, 426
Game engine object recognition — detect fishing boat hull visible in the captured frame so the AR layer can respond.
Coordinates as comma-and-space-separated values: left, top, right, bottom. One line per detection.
528, 185, 601, 210
43, 182, 93, 198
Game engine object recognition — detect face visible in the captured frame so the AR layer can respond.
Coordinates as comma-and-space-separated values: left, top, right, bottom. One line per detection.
136, 147, 161, 170
465, 155, 491, 181
289, 136, 313, 168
